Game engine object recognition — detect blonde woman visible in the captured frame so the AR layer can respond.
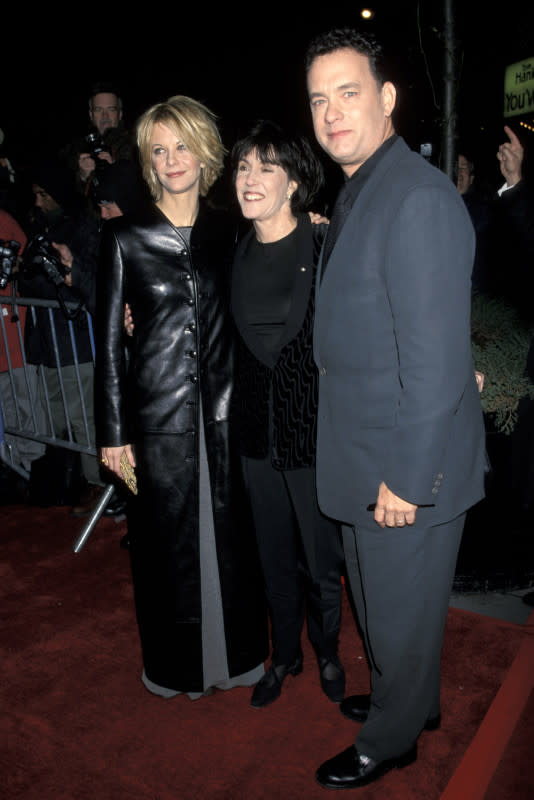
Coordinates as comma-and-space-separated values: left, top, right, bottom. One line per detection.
95, 96, 267, 698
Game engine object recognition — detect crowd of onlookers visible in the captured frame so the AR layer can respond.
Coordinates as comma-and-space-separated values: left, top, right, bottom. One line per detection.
0, 83, 146, 518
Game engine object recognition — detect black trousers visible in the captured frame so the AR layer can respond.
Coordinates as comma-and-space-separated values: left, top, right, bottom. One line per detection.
241, 456, 344, 666
342, 508, 465, 761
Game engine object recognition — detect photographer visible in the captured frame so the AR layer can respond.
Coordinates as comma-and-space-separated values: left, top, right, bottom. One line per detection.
20, 161, 103, 514
60, 83, 133, 216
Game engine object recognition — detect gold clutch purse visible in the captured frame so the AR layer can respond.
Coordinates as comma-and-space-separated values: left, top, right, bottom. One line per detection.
120, 451, 138, 495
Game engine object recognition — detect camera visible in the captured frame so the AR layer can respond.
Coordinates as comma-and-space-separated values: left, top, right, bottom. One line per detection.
85, 132, 111, 163
21, 234, 68, 286
0, 239, 21, 289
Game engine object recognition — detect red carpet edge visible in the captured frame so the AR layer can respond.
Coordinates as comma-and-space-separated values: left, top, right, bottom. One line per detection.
440, 609, 534, 799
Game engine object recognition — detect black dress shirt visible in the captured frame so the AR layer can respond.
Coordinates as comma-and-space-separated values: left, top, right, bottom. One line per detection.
322, 134, 398, 273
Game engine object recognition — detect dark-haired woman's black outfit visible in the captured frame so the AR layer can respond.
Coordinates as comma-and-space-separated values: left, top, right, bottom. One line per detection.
231, 214, 344, 693
95, 203, 268, 697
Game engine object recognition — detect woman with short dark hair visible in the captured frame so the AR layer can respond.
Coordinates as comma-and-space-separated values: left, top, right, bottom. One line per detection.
230, 120, 345, 707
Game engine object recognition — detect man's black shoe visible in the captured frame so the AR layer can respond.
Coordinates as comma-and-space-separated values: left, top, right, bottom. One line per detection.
316, 744, 417, 789
318, 655, 345, 703
250, 657, 303, 708
340, 693, 441, 730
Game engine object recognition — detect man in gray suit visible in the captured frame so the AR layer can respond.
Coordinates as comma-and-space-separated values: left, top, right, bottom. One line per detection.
305, 28, 487, 790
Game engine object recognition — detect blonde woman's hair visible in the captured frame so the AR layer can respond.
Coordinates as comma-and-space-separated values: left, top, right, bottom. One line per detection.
136, 95, 225, 200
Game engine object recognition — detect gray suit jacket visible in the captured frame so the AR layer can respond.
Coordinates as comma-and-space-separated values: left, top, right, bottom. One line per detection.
313, 137, 486, 525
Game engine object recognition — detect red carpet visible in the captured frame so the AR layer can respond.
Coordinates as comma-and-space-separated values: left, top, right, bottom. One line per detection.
1, 504, 533, 799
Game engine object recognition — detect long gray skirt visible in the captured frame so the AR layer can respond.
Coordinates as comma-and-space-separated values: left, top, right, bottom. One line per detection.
140, 411, 264, 699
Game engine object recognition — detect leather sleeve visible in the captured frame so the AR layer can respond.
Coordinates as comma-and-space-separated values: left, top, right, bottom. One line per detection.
94, 222, 128, 447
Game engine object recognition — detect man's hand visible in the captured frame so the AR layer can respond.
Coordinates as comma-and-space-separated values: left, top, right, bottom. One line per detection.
375, 481, 417, 528
497, 126, 523, 187
97, 150, 114, 165
52, 242, 73, 285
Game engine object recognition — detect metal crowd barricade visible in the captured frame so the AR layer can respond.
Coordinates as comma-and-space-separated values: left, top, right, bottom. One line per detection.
0, 292, 114, 551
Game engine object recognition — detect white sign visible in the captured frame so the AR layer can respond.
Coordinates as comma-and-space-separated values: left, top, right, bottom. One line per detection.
504, 58, 534, 117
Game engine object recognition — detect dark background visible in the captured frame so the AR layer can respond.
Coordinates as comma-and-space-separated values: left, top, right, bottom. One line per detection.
2, 1, 533, 199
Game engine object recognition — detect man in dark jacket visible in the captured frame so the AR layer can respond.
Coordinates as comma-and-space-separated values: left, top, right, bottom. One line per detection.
60, 83, 133, 218
456, 152, 491, 293
306, 28, 486, 790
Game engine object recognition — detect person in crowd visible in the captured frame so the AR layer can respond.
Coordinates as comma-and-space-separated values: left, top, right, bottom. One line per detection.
305, 28, 486, 789
82, 83, 132, 173
494, 126, 534, 555
95, 95, 268, 699
20, 161, 102, 515
230, 120, 345, 708
61, 83, 133, 216
0, 208, 45, 472
456, 152, 475, 197
489, 125, 534, 321
456, 151, 491, 293
0, 127, 26, 220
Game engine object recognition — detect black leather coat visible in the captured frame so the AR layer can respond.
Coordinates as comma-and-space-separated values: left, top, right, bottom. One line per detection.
231, 214, 326, 469
95, 203, 237, 442
94, 202, 268, 692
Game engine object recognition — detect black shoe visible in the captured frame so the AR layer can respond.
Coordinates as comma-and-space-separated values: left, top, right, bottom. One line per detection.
318, 655, 345, 703
103, 494, 127, 519
316, 744, 417, 789
250, 657, 303, 708
340, 693, 441, 730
